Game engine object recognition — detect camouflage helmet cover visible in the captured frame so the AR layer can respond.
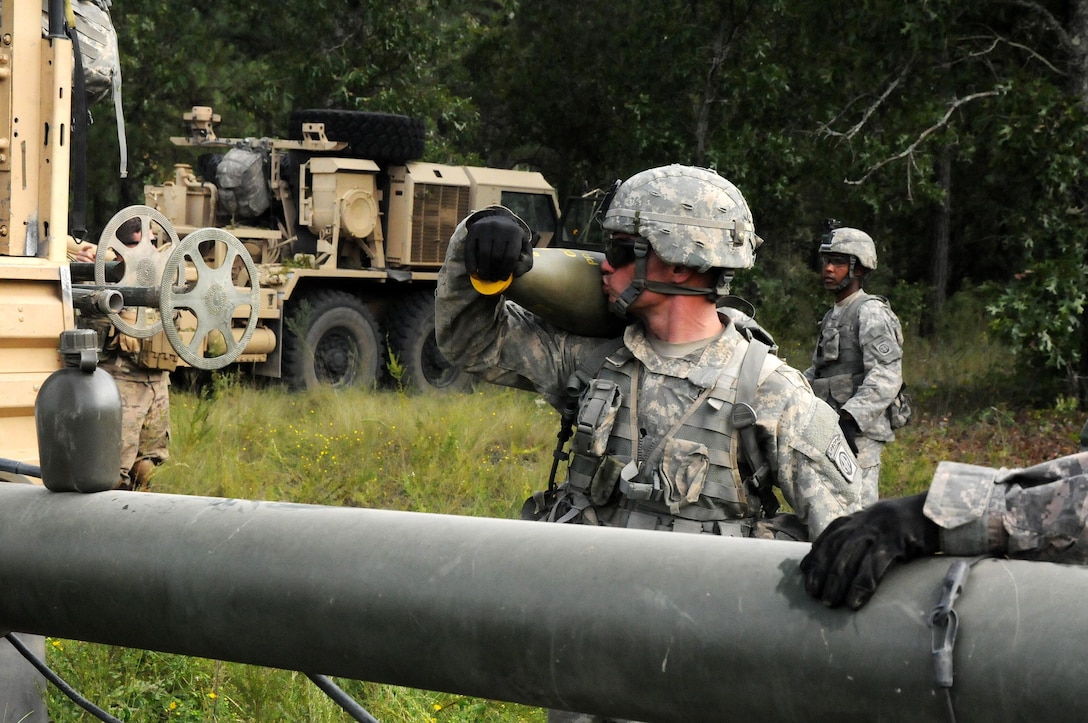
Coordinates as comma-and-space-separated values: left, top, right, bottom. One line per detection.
819, 227, 878, 271
600, 164, 762, 271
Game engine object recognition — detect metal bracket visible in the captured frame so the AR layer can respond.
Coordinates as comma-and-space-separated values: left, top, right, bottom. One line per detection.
929, 559, 970, 688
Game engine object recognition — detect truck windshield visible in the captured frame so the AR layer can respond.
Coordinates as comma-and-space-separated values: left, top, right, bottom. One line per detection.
501, 192, 558, 246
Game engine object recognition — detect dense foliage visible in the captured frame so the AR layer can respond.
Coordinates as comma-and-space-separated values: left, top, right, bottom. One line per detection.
89, 0, 1088, 399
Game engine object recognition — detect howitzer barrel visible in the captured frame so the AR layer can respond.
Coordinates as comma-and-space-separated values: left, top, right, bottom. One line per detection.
69, 261, 122, 283
108, 285, 161, 308
70, 284, 160, 310
71, 287, 123, 315
0, 483, 1085, 722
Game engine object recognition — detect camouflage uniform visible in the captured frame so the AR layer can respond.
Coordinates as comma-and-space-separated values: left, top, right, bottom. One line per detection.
437, 207, 861, 539
79, 314, 171, 490
805, 289, 903, 506
924, 451, 1088, 562
101, 354, 171, 488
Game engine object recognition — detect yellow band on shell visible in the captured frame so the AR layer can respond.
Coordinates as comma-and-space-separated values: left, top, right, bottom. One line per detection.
470, 274, 514, 296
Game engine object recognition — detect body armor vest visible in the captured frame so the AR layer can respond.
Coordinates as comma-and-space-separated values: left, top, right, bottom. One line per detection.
810, 292, 885, 408
558, 337, 781, 535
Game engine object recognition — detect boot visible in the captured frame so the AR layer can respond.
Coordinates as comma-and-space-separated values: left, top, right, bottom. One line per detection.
130, 458, 157, 491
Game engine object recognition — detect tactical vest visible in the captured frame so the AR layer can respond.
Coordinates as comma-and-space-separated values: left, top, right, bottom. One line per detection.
82, 312, 178, 375
556, 337, 782, 536
809, 292, 886, 408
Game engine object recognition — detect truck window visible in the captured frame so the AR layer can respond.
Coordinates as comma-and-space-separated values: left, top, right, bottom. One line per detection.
501, 192, 558, 246
559, 196, 605, 251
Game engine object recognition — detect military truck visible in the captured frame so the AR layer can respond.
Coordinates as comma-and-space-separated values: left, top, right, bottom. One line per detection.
143, 107, 563, 392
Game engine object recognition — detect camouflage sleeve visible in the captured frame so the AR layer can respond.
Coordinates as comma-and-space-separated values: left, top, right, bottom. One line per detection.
757, 366, 863, 537
435, 206, 592, 409
841, 301, 903, 438
803, 309, 831, 386
923, 452, 1088, 563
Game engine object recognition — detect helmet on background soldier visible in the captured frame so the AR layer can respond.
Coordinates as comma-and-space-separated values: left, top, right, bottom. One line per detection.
818, 227, 878, 272
600, 164, 763, 272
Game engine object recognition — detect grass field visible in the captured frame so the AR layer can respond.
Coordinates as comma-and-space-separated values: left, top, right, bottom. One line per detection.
42, 292, 1086, 721
46, 384, 558, 722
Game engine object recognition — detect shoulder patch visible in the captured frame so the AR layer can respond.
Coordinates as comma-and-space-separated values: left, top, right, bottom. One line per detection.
826, 436, 860, 484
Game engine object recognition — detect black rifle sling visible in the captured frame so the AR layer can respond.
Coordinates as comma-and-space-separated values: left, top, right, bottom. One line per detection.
731, 339, 779, 517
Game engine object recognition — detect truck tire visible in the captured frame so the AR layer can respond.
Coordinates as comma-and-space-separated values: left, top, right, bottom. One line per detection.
386, 291, 473, 393
288, 109, 426, 163
282, 290, 382, 390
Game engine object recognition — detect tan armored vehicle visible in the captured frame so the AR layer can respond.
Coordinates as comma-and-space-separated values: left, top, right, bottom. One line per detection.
145, 107, 562, 391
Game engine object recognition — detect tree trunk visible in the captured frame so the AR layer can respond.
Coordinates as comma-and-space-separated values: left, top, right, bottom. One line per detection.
1071, 0, 1088, 402
925, 145, 952, 335
693, 18, 732, 166
1070, 0, 1088, 103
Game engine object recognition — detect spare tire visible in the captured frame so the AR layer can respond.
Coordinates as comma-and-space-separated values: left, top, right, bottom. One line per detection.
288, 109, 426, 163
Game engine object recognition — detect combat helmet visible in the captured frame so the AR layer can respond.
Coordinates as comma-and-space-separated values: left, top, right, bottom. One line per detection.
601, 164, 761, 271
819, 227, 877, 271
599, 165, 762, 314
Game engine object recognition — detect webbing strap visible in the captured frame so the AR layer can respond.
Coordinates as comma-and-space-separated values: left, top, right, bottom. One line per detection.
737, 340, 769, 404
109, 21, 129, 178
574, 337, 626, 385
733, 339, 778, 517
67, 26, 88, 240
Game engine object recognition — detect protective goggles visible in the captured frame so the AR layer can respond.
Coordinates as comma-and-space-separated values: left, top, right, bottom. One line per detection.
819, 253, 853, 267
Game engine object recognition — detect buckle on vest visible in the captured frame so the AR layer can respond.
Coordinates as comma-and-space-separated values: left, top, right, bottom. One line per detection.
619, 478, 655, 500
618, 461, 663, 501
615, 458, 645, 500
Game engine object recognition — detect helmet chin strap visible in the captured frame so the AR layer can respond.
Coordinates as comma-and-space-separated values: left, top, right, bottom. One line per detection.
831, 256, 858, 293
608, 242, 649, 318
608, 239, 717, 318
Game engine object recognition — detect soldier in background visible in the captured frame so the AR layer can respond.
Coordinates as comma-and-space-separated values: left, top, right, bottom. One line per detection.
801, 450, 1088, 610
804, 226, 906, 506
72, 217, 172, 490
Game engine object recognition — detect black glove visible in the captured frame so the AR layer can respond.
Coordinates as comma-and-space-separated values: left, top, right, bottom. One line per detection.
838, 412, 860, 455
464, 214, 533, 282
799, 492, 940, 610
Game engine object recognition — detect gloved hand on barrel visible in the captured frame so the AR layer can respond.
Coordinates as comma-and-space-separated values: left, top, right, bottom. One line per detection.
800, 492, 940, 610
